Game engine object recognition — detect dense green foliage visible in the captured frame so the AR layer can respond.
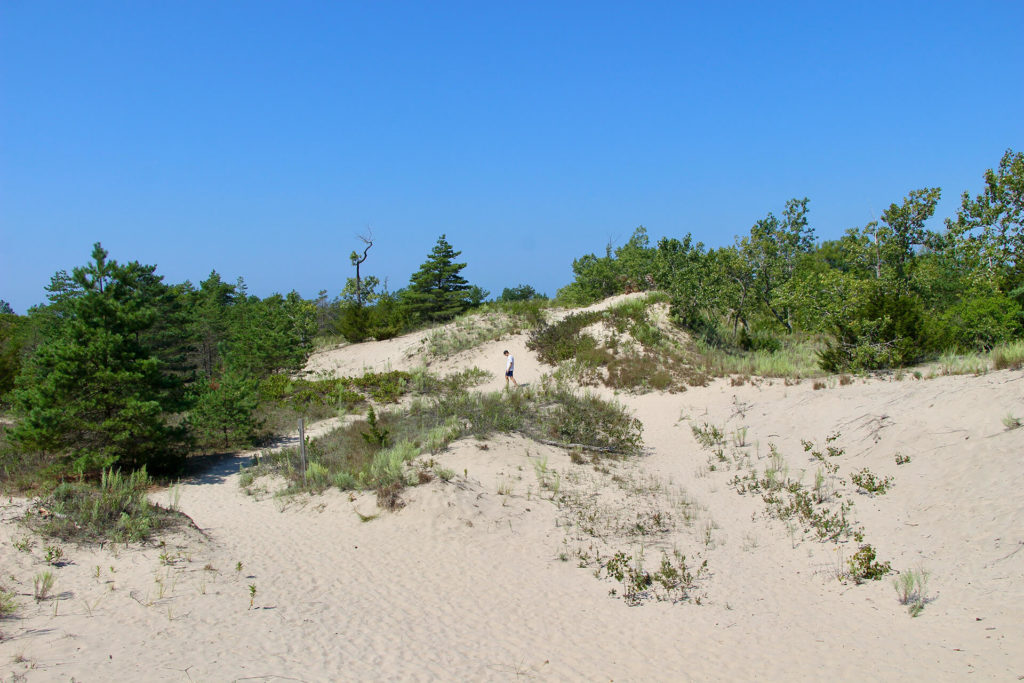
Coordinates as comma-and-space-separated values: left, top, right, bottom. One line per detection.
10, 245, 190, 474
402, 234, 477, 323
557, 150, 1024, 371
2, 244, 319, 479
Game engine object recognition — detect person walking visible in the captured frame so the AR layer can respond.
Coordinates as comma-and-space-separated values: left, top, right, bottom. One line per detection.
503, 350, 519, 388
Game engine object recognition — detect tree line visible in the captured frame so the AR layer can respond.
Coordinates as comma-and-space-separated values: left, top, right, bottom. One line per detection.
0, 234, 499, 478
2, 149, 1020, 478
557, 149, 1023, 371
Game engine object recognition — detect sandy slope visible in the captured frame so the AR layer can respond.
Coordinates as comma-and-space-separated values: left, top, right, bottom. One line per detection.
2, 302, 1023, 680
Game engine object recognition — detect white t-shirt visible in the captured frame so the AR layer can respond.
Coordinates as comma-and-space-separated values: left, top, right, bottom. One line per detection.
506, 354, 514, 372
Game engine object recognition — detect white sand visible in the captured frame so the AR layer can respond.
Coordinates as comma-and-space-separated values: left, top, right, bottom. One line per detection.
2, 306, 1023, 680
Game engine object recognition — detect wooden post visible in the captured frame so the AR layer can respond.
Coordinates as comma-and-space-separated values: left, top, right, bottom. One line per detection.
298, 417, 307, 485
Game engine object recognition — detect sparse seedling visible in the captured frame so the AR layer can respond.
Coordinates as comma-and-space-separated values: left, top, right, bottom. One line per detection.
248, 583, 257, 609
1002, 413, 1022, 430
12, 537, 33, 553
43, 545, 64, 566
691, 423, 725, 448
33, 571, 55, 601
894, 453, 911, 466
893, 567, 930, 616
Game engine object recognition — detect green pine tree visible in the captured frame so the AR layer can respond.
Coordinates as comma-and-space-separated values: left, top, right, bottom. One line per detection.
11, 243, 188, 475
402, 234, 472, 323
187, 370, 260, 448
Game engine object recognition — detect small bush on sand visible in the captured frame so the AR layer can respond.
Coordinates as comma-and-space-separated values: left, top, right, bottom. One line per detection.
845, 544, 892, 584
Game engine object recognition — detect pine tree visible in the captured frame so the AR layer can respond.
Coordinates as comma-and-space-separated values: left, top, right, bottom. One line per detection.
187, 370, 260, 448
11, 244, 187, 474
403, 234, 472, 323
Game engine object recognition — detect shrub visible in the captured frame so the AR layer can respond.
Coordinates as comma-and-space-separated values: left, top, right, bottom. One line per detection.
527, 311, 603, 365
929, 295, 1022, 352
850, 468, 894, 494
819, 290, 929, 372
846, 544, 892, 583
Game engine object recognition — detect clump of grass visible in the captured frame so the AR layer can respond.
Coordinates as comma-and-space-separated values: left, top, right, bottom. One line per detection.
33, 571, 55, 601
695, 336, 825, 379
894, 567, 930, 616
991, 340, 1024, 370
894, 452, 911, 466
1002, 413, 1022, 430
24, 468, 183, 543
0, 586, 17, 617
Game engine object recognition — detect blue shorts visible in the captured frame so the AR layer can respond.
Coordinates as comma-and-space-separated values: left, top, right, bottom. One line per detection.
505, 369, 514, 377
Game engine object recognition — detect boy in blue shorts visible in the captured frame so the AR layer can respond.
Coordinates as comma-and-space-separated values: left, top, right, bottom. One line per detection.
503, 350, 519, 388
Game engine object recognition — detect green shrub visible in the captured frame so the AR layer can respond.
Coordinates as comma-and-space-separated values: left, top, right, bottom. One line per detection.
527, 311, 603, 364
930, 295, 1023, 352
846, 544, 892, 583
819, 291, 929, 372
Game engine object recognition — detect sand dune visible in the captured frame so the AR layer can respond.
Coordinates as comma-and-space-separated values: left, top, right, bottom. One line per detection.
2, 302, 1023, 680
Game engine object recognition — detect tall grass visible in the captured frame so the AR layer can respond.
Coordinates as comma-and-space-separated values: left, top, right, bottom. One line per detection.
25, 468, 182, 543
922, 340, 1024, 377
696, 338, 825, 379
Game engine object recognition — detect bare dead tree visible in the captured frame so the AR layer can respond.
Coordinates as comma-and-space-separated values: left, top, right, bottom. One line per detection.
350, 229, 374, 308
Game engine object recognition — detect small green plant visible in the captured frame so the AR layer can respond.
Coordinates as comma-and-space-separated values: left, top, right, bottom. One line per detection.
893, 567, 930, 616
33, 571, 55, 601
0, 586, 17, 617
44, 545, 64, 566
691, 423, 725, 448
497, 477, 514, 496
731, 426, 748, 448
846, 544, 892, 584
361, 406, 390, 447
894, 452, 911, 466
248, 583, 257, 609
602, 549, 706, 605
12, 536, 33, 553
1002, 413, 1022, 430
235, 561, 243, 574
850, 468, 893, 495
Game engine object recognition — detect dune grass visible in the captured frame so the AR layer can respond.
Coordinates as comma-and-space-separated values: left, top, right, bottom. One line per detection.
23, 468, 184, 544
243, 376, 644, 506
422, 300, 551, 359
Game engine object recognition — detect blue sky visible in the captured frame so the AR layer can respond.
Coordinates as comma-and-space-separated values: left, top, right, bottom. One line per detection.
2, 1, 1022, 313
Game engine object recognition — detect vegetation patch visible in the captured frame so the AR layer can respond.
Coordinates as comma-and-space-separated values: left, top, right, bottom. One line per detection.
22, 468, 187, 544
528, 300, 707, 391
242, 378, 644, 506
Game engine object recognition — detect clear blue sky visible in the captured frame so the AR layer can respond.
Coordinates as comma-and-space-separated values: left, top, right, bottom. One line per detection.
2, 1, 1022, 314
